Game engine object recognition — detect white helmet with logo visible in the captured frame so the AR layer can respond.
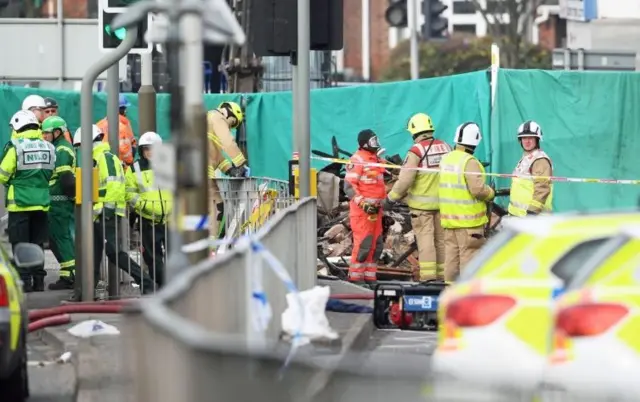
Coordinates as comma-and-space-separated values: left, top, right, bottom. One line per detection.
73, 125, 103, 146
22, 95, 46, 111
453, 122, 482, 148
10, 110, 39, 131
517, 120, 543, 141
138, 131, 163, 146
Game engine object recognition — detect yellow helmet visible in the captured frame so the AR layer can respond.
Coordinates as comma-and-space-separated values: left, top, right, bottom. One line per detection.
218, 101, 244, 129
407, 113, 435, 135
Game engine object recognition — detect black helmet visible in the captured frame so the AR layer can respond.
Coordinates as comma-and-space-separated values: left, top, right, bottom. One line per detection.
44, 97, 58, 109
357, 129, 381, 152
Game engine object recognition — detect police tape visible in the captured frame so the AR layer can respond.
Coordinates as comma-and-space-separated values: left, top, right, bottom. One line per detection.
181, 234, 304, 375
311, 156, 640, 185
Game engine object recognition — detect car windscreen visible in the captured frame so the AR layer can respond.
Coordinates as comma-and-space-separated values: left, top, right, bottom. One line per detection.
551, 237, 610, 284
458, 229, 518, 281
566, 235, 632, 291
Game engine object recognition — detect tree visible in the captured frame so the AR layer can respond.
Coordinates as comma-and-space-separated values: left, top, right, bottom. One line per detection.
380, 34, 550, 82
466, 0, 547, 68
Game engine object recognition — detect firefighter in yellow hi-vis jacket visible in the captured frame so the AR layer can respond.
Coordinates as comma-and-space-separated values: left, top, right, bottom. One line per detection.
383, 113, 451, 281
508, 120, 553, 217
207, 101, 249, 240
438, 122, 495, 281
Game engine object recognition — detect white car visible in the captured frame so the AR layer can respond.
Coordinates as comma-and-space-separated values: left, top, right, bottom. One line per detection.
539, 226, 640, 401
430, 213, 640, 400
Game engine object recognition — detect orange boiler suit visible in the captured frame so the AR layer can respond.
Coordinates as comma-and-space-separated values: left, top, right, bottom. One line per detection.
344, 149, 387, 283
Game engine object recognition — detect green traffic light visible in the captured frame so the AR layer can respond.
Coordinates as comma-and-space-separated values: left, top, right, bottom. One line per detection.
104, 25, 127, 40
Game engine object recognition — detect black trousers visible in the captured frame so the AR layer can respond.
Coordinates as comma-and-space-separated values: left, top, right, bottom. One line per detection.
8, 211, 48, 280
140, 218, 166, 287
93, 214, 155, 293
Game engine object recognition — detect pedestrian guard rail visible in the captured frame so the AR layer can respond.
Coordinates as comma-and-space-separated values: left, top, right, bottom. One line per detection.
92, 176, 295, 297
121, 196, 556, 402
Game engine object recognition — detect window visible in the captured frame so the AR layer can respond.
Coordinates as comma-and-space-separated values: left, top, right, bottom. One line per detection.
551, 238, 610, 284
453, 24, 477, 35
458, 229, 518, 281
452, 1, 476, 15
567, 236, 631, 290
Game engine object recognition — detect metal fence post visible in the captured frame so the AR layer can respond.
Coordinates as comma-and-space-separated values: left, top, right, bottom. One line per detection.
79, 26, 139, 302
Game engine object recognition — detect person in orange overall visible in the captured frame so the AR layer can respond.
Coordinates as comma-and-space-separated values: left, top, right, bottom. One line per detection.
344, 129, 387, 286
96, 94, 137, 167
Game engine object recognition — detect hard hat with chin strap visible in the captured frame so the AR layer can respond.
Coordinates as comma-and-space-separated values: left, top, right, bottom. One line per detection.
517, 120, 543, 141
454, 122, 482, 147
10, 110, 39, 131
138, 131, 163, 146
73, 125, 103, 146
407, 113, 435, 135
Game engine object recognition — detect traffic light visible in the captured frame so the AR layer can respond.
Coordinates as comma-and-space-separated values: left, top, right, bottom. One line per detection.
421, 0, 448, 40
385, 0, 408, 28
99, 9, 152, 54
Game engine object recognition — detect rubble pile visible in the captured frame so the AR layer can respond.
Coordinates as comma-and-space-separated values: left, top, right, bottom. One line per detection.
317, 202, 417, 280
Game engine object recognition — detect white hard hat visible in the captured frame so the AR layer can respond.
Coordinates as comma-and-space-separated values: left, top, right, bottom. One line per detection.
10, 110, 39, 131
138, 131, 163, 147
73, 125, 103, 146
22, 95, 46, 111
454, 122, 482, 148
517, 120, 543, 141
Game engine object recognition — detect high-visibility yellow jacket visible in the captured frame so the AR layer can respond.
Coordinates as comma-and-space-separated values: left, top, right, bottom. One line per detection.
508, 149, 554, 217
438, 149, 490, 229
125, 158, 173, 223
0, 129, 55, 212
93, 142, 126, 220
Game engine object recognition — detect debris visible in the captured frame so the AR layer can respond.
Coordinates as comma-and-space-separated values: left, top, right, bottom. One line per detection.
68, 320, 120, 338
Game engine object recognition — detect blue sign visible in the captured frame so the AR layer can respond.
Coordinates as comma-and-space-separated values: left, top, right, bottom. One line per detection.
403, 295, 439, 312
560, 0, 598, 22
552, 286, 565, 300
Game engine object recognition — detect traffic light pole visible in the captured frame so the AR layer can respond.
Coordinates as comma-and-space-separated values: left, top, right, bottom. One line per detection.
138, 52, 157, 134
79, 26, 139, 302
296, 0, 311, 197
107, 64, 121, 299
409, 0, 419, 80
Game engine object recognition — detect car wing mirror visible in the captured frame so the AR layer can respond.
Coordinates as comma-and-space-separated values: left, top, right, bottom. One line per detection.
12, 243, 45, 270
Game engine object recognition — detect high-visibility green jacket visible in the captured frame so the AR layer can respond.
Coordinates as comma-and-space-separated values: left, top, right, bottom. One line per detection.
0, 129, 56, 212
93, 142, 126, 220
49, 135, 76, 203
125, 158, 173, 223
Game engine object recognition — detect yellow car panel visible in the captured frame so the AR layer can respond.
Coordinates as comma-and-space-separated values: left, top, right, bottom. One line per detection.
542, 228, 640, 400
0, 245, 23, 351
433, 212, 640, 395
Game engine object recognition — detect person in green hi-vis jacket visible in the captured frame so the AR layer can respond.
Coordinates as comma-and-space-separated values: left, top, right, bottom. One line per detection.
0, 110, 56, 293
41, 116, 77, 291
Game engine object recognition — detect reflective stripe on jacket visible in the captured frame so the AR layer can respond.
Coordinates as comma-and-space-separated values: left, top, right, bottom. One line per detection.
508, 149, 554, 217
438, 149, 488, 229
93, 142, 126, 219
125, 159, 173, 223
0, 130, 55, 212
405, 138, 451, 210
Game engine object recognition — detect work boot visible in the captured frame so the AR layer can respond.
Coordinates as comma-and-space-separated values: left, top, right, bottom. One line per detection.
48, 278, 75, 291
32, 275, 46, 292
21, 277, 33, 293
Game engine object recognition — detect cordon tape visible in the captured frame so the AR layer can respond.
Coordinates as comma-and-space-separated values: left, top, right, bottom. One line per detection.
311, 156, 640, 185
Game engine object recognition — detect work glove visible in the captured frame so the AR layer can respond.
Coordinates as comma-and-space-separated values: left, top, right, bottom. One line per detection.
381, 197, 396, 211
359, 200, 380, 215
526, 210, 539, 216
227, 165, 250, 178
495, 188, 511, 197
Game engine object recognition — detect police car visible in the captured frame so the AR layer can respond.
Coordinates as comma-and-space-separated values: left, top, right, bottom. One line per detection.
432, 212, 640, 399
0, 243, 45, 401
540, 226, 640, 401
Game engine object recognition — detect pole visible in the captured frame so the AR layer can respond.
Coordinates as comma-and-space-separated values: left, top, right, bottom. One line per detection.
291, 52, 298, 157
297, 0, 311, 197
361, 0, 370, 81
409, 0, 419, 80
138, 53, 157, 133
79, 26, 138, 302
180, 12, 209, 264
106, 65, 120, 299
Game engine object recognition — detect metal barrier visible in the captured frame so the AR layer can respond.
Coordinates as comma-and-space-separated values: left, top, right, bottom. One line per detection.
91, 176, 294, 299
122, 197, 545, 402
